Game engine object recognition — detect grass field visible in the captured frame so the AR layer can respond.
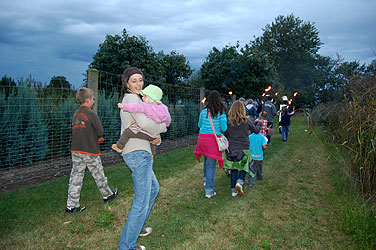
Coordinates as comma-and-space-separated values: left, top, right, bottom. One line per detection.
1, 115, 375, 249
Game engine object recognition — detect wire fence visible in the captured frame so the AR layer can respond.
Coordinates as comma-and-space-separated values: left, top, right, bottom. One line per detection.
0, 70, 210, 170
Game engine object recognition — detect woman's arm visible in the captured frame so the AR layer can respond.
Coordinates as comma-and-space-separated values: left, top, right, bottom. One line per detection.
220, 113, 227, 133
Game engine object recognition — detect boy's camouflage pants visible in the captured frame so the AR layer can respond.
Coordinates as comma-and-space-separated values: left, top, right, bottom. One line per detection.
66, 153, 113, 207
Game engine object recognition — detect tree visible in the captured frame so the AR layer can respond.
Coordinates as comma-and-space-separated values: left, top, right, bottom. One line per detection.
37, 76, 74, 104
160, 50, 192, 85
0, 76, 17, 98
90, 29, 193, 93
200, 44, 275, 99
90, 29, 162, 92
200, 45, 242, 95
252, 14, 322, 106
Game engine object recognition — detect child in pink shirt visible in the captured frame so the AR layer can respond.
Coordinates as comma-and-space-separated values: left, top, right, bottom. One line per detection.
112, 84, 171, 155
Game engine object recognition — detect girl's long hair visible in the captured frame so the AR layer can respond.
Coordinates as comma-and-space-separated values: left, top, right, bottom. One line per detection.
204, 90, 227, 118
227, 100, 248, 126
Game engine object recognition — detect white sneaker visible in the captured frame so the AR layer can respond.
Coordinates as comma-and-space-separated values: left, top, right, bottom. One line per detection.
136, 246, 146, 250
235, 183, 244, 196
205, 192, 216, 199
139, 227, 152, 237
232, 192, 238, 197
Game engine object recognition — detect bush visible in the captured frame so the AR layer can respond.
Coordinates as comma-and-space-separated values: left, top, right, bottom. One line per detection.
311, 73, 376, 197
0, 81, 49, 167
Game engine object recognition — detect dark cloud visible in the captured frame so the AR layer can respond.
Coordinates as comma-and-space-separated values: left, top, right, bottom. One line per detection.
0, 0, 375, 88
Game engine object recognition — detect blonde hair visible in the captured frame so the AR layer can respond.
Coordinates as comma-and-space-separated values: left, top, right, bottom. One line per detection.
227, 100, 248, 126
76, 87, 93, 104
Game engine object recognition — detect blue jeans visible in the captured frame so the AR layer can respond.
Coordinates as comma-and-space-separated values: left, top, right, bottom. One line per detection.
282, 125, 290, 141
119, 150, 159, 250
203, 156, 217, 196
230, 170, 246, 193
266, 121, 273, 144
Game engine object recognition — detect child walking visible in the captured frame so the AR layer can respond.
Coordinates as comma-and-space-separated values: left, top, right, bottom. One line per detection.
256, 111, 272, 143
112, 84, 171, 156
66, 87, 119, 213
248, 122, 268, 187
280, 106, 295, 142
223, 100, 261, 197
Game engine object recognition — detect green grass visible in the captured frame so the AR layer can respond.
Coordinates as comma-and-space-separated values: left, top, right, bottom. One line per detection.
1, 115, 375, 249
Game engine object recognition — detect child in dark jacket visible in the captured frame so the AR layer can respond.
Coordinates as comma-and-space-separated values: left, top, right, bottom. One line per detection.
280, 106, 295, 142
66, 87, 119, 213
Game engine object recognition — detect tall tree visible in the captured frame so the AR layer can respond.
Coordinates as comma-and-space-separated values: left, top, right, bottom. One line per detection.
200, 44, 274, 99
160, 50, 192, 86
90, 29, 193, 93
252, 14, 322, 105
200, 45, 242, 95
90, 29, 162, 92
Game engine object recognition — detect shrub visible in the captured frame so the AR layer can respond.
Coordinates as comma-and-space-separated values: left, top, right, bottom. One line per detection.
311, 73, 376, 197
0, 81, 49, 167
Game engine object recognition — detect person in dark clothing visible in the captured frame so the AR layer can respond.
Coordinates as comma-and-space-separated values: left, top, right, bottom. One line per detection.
261, 95, 277, 144
66, 87, 119, 213
280, 106, 295, 142
223, 100, 261, 197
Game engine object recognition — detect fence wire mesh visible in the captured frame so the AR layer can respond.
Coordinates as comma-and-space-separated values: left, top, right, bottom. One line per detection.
0, 70, 202, 170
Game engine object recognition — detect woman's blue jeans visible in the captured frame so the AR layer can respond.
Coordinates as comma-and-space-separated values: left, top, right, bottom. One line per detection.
118, 150, 159, 250
230, 169, 246, 193
203, 156, 217, 196
282, 125, 290, 141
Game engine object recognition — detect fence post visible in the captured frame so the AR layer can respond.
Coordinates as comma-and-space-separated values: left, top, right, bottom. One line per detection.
88, 68, 99, 113
200, 87, 205, 111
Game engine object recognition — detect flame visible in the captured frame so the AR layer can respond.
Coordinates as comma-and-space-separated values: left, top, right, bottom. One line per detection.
264, 86, 272, 92
262, 93, 266, 97
201, 97, 206, 104
275, 92, 279, 96
288, 99, 292, 105
294, 92, 298, 97
228, 91, 233, 95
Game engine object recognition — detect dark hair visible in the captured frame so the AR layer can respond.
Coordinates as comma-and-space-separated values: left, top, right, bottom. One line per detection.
120, 67, 144, 102
204, 90, 227, 118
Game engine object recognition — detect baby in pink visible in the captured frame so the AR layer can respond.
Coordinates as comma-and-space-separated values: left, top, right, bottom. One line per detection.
112, 85, 171, 155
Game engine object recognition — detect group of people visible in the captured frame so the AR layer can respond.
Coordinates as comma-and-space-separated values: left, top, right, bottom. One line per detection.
194, 91, 296, 198
65, 66, 295, 250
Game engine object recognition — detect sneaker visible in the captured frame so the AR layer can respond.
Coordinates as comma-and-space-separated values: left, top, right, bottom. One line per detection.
232, 192, 238, 197
111, 144, 122, 153
136, 246, 146, 250
139, 227, 152, 237
205, 192, 216, 199
235, 183, 244, 196
103, 188, 120, 203
65, 206, 86, 213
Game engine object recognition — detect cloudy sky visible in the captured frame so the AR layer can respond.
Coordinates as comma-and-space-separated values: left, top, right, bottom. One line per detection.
1, 0, 375, 89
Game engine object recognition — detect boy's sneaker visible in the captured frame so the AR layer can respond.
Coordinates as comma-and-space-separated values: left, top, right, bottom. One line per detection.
139, 227, 152, 237
232, 192, 238, 197
65, 206, 86, 213
136, 246, 146, 250
103, 188, 120, 203
235, 183, 244, 196
111, 144, 122, 153
205, 192, 216, 199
